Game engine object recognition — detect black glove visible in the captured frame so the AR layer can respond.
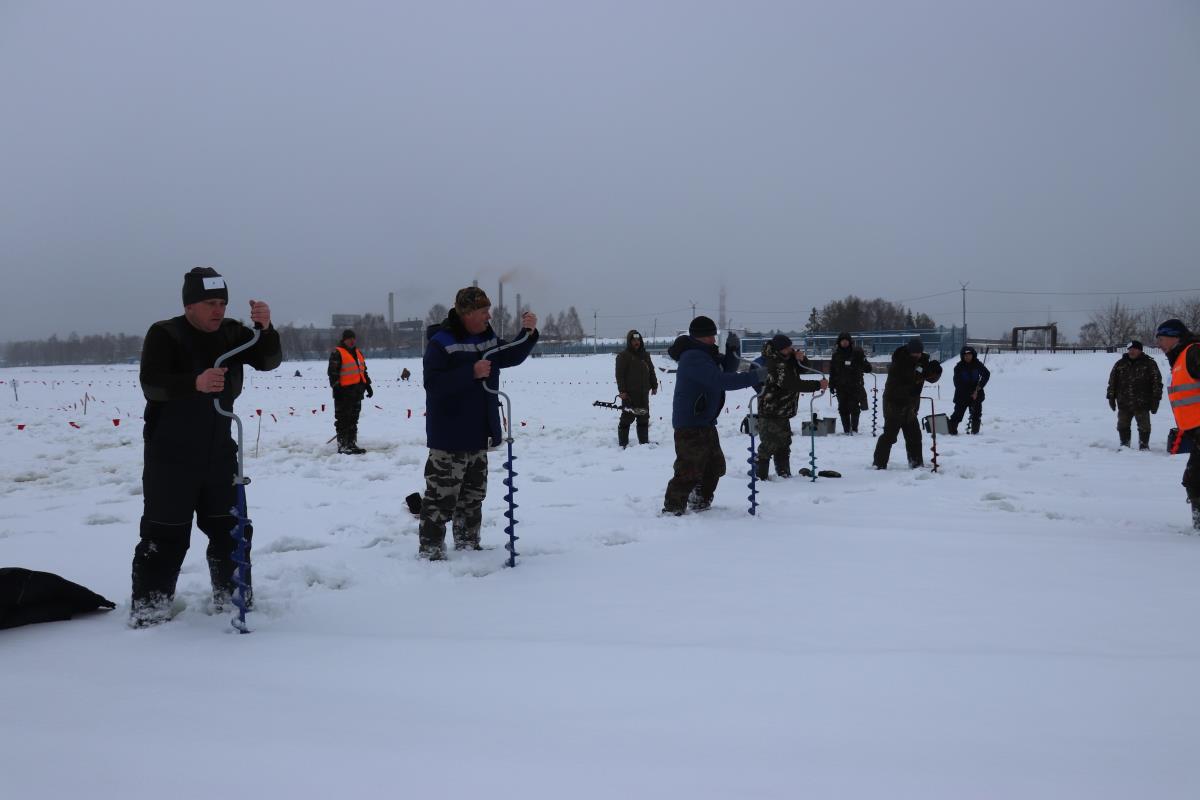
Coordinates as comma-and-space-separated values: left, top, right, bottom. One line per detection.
332, 385, 342, 398
1108, 398, 1116, 411
365, 384, 374, 398
925, 360, 942, 382
1151, 403, 1158, 414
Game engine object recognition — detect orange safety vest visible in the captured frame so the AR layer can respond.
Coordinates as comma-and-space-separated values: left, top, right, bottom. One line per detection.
336, 346, 367, 387
1168, 342, 1200, 434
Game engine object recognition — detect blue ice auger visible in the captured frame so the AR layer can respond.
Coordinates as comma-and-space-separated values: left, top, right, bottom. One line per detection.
921, 395, 940, 473
797, 362, 829, 482
214, 324, 261, 634
481, 328, 533, 568
745, 391, 761, 516
869, 372, 879, 437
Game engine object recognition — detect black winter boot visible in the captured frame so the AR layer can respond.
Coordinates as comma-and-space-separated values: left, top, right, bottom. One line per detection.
208, 556, 235, 612
774, 453, 792, 478
756, 457, 771, 481
1138, 432, 1150, 451
1190, 494, 1200, 533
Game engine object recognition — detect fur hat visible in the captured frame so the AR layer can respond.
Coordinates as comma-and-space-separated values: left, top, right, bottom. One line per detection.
182, 267, 228, 306
455, 286, 491, 315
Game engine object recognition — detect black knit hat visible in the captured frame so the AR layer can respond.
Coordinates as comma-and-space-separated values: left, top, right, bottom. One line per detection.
341, 329, 357, 342
182, 267, 228, 306
1156, 318, 1188, 338
907, 336, 924, 354
770, 334, 793, 351
1126, 340, 1143, 351
689, 315, 718, 338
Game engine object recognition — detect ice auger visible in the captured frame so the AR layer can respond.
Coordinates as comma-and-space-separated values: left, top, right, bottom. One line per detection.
481, 328, 533, 568
213, 324, 261, 634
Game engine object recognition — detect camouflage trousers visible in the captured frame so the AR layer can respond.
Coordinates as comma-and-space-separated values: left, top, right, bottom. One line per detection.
1116, 407, 1151, 445
663, 427, 726, 513
418, 448, 488, 556
756, 417, 793, 462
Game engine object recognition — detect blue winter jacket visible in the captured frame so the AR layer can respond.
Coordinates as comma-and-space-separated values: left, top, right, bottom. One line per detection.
668, 335, 762, 429
952, 347, 991, 403
423, 310, 539, 452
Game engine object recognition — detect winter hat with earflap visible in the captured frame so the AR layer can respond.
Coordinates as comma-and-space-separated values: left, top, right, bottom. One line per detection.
1126, 340, 1143, 351
182, 267, 228, 306
455, 286, 491, 315
770, 334, 793, 351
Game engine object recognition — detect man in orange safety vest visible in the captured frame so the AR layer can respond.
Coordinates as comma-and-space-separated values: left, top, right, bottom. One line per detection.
327, 329, 373, 454
1156, 318, 1200, 532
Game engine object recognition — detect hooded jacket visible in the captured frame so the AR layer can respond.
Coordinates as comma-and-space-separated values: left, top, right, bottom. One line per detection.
882, 345, 942, 406
423, 309, 539, 451
1106, 350, 1163, 413
614, 330, 658, 405
829, 332, 872, 393
752, 341, 824, 419
952, 347, 991, 404
668, 335, 761, 429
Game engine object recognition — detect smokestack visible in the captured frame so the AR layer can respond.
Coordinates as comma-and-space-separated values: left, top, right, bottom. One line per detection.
498, 280, 505, 339
516, 293, 522, 327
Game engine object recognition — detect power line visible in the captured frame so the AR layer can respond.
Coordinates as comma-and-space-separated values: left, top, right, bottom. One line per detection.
971, 287, 1200, 296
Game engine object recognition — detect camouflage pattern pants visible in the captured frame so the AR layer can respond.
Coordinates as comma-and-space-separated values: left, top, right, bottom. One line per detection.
418, 448, 488, 554
1116, 407, 1151, 444
756, 417, 792, 462
663, 427, 726, 512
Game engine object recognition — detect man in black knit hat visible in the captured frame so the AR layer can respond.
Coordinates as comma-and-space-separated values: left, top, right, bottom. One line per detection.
1156, 318, 1200, 531
129, 267, 281, 626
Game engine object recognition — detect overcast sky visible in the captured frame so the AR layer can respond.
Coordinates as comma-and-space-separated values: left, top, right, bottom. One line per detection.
2, 0, 1197, 343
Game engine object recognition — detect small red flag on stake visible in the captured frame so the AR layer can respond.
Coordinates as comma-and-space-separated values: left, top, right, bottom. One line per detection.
406, 409, 412, 418
256, 409, 262, 416
16, 424, 25, 431
112, 419, 120, 426
69, 421, 80, 428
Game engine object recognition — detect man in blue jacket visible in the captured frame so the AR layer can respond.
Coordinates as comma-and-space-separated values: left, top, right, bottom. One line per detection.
948, 346, 991, 435
662, 316, 765, 515
419, 287, 539, 560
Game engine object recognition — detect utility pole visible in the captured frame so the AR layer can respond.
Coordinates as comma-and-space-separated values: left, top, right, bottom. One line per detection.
593, 310, 598, 354
960, 282, 968, 333
690, 300, 696, 321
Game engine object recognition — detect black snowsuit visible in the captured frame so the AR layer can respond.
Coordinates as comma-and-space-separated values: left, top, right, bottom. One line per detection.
872, 346, 942, 469
948, 347, 991, 435
131, 316, 281, 619
327, 344, 372, 449
828, 333, 872, 433
614, 330, 658, 446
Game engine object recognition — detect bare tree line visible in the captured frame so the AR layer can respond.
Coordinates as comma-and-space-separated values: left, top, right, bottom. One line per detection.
1077, 296, 1200, 347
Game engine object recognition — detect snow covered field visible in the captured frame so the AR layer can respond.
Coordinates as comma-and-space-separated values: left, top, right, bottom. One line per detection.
3, 351, 1198, 799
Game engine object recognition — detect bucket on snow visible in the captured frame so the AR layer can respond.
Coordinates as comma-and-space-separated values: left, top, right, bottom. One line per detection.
922, 413, 950, 435
800, 415, 838, 437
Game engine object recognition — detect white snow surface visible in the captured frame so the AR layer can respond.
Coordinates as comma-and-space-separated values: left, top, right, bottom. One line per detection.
2, 352, 1198, 799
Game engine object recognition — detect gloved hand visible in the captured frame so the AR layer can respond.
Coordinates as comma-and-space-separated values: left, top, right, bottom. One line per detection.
331, 385, 342, 399
365, 384, 374, 399
1108, 398, 1116, 411
925, 360, 943, 382
1151, 403, 1159, 414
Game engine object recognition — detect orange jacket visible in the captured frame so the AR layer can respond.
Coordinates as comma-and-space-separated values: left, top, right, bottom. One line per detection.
1168, 342, 1200, 434
334, 346, 367, 387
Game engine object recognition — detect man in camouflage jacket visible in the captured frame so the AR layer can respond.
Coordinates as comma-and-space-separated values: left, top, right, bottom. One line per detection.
1106, 340, 1163, 449
752, 335, 827, 479
614, 329, 658, 447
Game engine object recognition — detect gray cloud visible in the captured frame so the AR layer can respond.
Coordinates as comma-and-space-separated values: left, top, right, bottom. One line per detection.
2, 0, 1197, 343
